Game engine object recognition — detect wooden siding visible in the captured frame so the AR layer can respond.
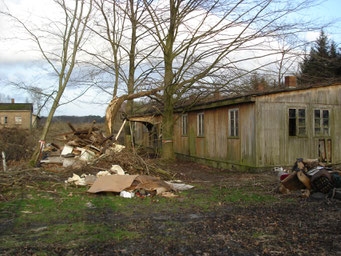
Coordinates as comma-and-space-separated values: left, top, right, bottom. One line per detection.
255, 84, 341, 166
173, 103, 255, 167
132, 84, 341, 169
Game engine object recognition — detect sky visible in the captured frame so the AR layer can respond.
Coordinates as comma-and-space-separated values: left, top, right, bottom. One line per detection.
0, 0, 341, 117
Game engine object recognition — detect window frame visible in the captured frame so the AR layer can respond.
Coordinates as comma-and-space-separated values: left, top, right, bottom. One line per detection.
197, 112, 205, 137
4, 116, 8, 124
314, 109, 330, 136
181, 114, 188, 136
15, 116, 22, 124
228, 108, 239, 138
288, 107, 307, 137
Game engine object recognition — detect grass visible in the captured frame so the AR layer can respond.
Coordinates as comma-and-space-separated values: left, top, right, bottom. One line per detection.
0, 222, 140, 250
211, 186, 277, 203
0, 178, 280, 252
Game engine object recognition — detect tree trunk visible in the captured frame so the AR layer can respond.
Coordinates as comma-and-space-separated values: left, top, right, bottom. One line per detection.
159, 0, 177, 160
161, 46, 176, 159
30, 89, 64, 165
105, 88, 162, 135
125, 0, 137, 136
161, 93, 175, 159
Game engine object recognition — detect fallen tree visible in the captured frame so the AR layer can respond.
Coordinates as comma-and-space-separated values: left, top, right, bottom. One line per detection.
105, 88, 162, 135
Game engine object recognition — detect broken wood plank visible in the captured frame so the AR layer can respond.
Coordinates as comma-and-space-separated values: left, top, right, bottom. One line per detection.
50, 143, 61, 150
2, 151, 7, 172
87, 120, 96, 136
115, 119, 127, 141
67, 122, 77, 132
99, 134, 114, 146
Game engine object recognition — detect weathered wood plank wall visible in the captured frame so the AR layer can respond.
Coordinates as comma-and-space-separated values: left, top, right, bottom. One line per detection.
133, 84, 341, 169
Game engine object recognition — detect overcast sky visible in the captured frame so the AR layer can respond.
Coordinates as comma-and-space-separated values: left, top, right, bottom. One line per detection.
0, 0, 341, 117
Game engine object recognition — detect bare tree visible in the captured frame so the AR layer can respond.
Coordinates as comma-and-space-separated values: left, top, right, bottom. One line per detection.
2, 0, 93, 165
270, 37, 308, 87
0, 93, 11, 103
141, 0, 322, 159
86, 0, 162, 135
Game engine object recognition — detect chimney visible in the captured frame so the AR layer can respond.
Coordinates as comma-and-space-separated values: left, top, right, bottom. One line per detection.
285, 76, 297, 88
11, 98, 15, 104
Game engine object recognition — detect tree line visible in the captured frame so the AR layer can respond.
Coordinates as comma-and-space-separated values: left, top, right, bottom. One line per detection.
299, 30, 341, 85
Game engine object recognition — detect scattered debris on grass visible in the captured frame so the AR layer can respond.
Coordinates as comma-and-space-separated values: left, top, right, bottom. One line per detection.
275, 158, 341, 200
40, 121, 172, 180
0, 122, 194, 201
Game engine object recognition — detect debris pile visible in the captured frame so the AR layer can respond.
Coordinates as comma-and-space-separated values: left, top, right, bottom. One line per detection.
39, 121, 192, 198
40, 121, 125, 170
65, 169, 193, 198
276, 158, 341, 200
40, 121, 171, 179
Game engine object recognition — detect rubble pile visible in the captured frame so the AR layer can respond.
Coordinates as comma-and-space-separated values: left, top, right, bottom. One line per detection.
40, 121, 124, 169
276, 158, 341, 200
91, 150, 172, 179
39, 121, 187, 198
40, 121, 171, 179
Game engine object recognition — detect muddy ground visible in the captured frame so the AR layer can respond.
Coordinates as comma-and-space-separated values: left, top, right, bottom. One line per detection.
1, 160, 341, 256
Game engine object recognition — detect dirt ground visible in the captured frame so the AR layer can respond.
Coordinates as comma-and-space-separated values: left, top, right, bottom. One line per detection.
1, 160, 341, 256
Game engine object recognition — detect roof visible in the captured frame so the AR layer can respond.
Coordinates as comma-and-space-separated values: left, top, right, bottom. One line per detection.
129, 116, 160, 125
0, 103, 33, 111
181, 82, 341, 111
130, 82, 341, 119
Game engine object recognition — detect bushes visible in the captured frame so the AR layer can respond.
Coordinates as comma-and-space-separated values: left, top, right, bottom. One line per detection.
0, 128, 37, 161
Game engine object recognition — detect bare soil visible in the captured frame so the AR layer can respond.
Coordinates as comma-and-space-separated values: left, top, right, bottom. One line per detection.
1, 160, 341, 256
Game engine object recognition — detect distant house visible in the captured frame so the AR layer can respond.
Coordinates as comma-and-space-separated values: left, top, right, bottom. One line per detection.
0, 99, 33, 130
131, 77, 341, 170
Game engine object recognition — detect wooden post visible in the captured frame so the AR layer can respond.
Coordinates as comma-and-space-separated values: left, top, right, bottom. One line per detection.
2, 151, 7, 171
115, 119, 127, 141
129, 121, 135, 150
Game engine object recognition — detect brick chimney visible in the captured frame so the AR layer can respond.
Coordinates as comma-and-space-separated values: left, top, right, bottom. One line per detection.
11, 98, 15, 104
285, 76, 297, 88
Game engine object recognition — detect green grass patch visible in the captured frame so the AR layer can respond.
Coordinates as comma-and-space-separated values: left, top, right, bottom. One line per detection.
0, 177, 280, 252
0, 222, 140, 250
209, 186, 277, 204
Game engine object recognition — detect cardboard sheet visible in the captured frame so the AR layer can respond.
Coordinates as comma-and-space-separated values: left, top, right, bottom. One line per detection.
87, 174, 173, 195
88, 175, 138, 193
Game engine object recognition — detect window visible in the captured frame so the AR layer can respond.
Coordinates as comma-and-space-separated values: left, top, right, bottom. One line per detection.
15, 116, 22, 124
4, 116, 7, 124
197, 113, 204, 136
314, 109, 329, 136
181, 114, 188, 136
289, 108, 306, 136
229, 109, 239, 137
298, 109, 306, 135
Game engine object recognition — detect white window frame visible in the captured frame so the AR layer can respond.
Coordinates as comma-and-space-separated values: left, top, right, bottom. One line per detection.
15, 116, 22, 124
314, 109, 330, 136
229, 109, 239, 137
4, 116, 8, 124
181, 114, 188, 136
197, 113, 204, 137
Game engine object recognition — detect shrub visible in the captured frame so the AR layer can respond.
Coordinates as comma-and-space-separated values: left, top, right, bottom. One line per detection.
0, 128, 37, 161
